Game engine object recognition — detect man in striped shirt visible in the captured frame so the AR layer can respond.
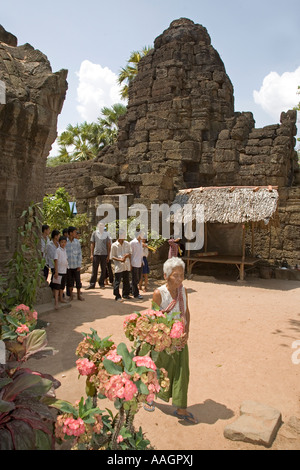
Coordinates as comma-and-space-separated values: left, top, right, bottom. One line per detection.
66, 226, 84, 301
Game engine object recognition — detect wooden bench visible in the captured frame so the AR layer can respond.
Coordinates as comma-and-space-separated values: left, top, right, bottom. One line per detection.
183, 255, 260, 281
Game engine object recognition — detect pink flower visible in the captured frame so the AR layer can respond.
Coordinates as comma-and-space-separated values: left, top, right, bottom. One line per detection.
63, 417, 85, 437
16, 324, 29, 334
32, 310, 38, 320
146, 392, 156, 403
105, 349, 122, 363
170, 321, 184, 338
76, 358, 97, 376
117, 435, 123, 443
141, 309, 158, 317
15, 304, 30, 312
123, 313, 138, 327
141, 309, 165, 319
104, 373, 138, 402
133, 355, 157, 371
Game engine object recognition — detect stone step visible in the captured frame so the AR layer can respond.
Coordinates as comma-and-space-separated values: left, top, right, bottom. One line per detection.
224, 400, 282, 447
34, 301, 71, 318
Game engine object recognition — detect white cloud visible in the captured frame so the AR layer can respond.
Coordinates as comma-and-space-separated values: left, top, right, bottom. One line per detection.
253, 67, 300, 122
76, 60, 123, 122
48, 138, 59, 158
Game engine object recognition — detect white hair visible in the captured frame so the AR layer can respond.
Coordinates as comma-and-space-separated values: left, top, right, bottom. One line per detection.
163, 257, 185, 278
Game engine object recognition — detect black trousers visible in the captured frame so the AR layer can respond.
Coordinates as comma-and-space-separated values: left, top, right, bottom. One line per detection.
67, 268, 82, 289
113, 271, 130, 299
106, 260, 114, 284
131, 266, 142, 297
90, 255, 108, 287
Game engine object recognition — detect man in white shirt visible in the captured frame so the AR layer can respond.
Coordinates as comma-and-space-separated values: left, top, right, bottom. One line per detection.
53, 236, 69, 309
110, 230, 131, 301
130, 231, 144, 300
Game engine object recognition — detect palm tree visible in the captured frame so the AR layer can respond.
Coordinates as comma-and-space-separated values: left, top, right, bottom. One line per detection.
48, 104, 128, 166
57, 122, 103, 162
97, 103, 127, 144
118, 46, 152, 100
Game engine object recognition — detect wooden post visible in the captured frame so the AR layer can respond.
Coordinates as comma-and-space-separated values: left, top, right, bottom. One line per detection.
187, 248, 191, 275
251, 221, 255, 256
240, 224, 246, 281
204, 223, 207, 253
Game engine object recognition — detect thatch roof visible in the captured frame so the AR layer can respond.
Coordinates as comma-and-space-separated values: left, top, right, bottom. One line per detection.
171, 186, 279, 224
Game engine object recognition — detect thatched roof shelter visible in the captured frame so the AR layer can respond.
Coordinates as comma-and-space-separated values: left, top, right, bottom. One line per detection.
171, 185, 279, 226
170, 186, 279, 280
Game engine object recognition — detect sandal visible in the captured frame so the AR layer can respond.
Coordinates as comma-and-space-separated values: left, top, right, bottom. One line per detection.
173, 409, 198, 424
143, 402, 155, 412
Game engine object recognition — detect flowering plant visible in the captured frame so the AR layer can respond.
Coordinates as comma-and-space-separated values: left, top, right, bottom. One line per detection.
0, 304, 38, 342
123, 304, 187, 356
50, 329, 169, 450
51, 395, 151, 450
75, 330, 169, 410
0, 304, 54, 363
53, 396, 112, 450
98, 342, 169, 408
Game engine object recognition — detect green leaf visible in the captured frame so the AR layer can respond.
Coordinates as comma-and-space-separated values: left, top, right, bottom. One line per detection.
0, 377, 13, 389
2, 373, 52, 401
35, 429, 53, 450
114, 398, 123, 409
5, 315, 20, 328
138, 342, 152, 356
43, 397, 78, 417
22, 330, 49, 361
151, 301, 161, 311
0, 399, 15, 412
117, 342, 135, 372
136, 380, 149, 395
103, 358, 123, 375
151, 350, 159, 362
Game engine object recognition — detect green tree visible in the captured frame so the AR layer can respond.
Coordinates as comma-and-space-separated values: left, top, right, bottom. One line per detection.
42, 187, 89, 254
97, 103, 127, 144
43, 187, 74, 231
47, 104, 127, 167
56, 122, 102, 162
117, 46, 152, 100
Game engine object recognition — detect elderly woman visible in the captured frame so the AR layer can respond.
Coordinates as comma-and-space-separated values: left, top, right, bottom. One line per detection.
148, 256, 197, 424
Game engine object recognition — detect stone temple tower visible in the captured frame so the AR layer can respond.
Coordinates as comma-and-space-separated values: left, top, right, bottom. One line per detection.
107, 17, 235, 206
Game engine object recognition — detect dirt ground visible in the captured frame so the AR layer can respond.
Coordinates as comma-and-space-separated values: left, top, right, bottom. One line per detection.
27, 271, 300, 450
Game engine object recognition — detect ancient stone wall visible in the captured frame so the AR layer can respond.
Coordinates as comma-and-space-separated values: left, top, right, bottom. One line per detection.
44, 18, 299, 268
0, 26, 68, 270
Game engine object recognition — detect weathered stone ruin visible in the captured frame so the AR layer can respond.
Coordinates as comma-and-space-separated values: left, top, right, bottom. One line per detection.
0, 25, 68, 270
45, 18, 299, 273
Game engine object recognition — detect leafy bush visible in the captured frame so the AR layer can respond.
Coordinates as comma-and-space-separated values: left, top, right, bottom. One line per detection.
0, 366, 59, 450
43, 187, 89, 254
0, 203, 45, 312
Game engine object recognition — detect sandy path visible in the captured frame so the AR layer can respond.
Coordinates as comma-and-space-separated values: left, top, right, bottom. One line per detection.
27, 273, 300, 450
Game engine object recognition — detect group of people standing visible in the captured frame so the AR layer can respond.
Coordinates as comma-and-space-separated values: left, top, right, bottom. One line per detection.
41, 222, 197, 425
85, 223, 149, 302
41, 224, 84, 310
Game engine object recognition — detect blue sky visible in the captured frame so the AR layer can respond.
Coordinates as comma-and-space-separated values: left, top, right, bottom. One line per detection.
1, 0, 300, 155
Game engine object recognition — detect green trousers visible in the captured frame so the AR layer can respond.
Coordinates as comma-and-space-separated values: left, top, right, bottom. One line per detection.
155, 344, 190, 409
